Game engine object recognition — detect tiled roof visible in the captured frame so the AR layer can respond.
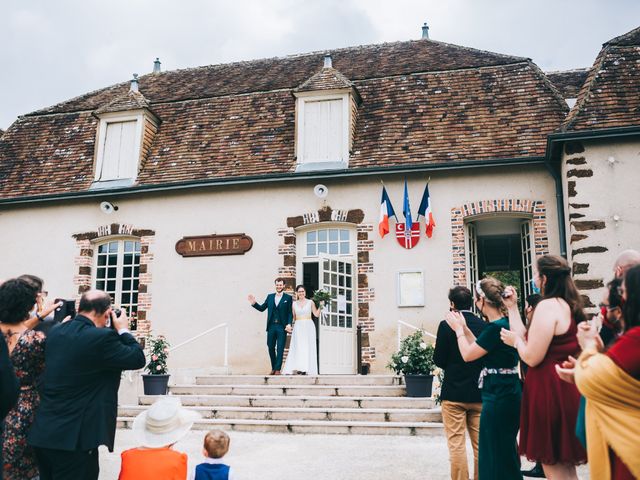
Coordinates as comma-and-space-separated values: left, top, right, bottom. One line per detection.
94, 90, 151, 115
562, 26, 640, 132
27, 39, 527, 116
295, 67, 354, 92
0, 38, 567, 200
545, 69, 589, 99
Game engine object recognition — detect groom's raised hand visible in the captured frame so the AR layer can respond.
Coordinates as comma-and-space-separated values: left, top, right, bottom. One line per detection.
247, 294, 256, 305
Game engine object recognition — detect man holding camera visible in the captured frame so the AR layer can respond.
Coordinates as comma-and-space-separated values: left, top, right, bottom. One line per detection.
28, 290, 146, 480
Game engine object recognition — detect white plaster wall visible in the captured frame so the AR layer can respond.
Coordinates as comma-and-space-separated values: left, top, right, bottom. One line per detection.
0, 164, 559, 375
562, 138, 640, 308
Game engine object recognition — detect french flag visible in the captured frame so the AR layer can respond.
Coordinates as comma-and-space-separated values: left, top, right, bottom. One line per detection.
417, 183, 436, 238
379, 186, 396, 238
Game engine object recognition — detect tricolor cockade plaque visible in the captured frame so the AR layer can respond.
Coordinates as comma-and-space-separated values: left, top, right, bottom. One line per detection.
175, 234, 253, 257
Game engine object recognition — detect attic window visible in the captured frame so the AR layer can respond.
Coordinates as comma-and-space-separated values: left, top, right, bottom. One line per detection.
296, 93, 350, 172
94, 113, 144, 185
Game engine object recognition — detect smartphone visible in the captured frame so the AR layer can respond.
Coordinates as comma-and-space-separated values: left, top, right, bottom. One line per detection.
53, 299, 76, 323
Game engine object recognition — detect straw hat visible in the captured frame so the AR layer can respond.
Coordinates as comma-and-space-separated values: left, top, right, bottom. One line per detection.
132, 397, 200, 448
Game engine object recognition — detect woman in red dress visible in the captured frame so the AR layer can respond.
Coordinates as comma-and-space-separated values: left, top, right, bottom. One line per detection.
501, 255, 587, 479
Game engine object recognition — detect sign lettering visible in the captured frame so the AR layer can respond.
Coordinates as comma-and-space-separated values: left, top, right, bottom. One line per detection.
175, 233, 253, 257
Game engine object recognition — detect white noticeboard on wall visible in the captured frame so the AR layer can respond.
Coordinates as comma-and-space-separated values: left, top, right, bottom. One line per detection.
397, 270, 425, 307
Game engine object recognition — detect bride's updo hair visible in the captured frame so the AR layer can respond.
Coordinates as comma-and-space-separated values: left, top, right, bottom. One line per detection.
477, 277, 508, 317
537, 255, 585, 323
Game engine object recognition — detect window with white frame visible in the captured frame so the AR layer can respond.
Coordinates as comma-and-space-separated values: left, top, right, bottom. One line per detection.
296, 93, 350, 169
94, 239, 141, 328
305, 228, 351, 256
95, 114, 143, 183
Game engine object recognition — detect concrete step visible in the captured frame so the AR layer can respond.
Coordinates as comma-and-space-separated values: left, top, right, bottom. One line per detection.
168, 384, 406, 397
117, 417, 444, 436
195, 375, 403, 386
119, 405, 442, 423
140, 394, 435, 409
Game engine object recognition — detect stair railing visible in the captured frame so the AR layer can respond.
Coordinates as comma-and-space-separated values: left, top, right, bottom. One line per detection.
168, 322, 229, 367
397, 320, 436, 349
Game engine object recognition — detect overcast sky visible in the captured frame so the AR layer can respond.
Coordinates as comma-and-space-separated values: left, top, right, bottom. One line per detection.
1, 0, 638, 129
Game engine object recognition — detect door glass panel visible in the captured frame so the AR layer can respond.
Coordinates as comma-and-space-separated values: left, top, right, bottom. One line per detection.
331, 260, 337, 271
346, 264, 352, 275
346, 318, 352, 328
338, 315, 345, 327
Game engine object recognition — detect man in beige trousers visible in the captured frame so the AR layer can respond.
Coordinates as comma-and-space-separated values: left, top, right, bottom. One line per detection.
434, 286, 487, 480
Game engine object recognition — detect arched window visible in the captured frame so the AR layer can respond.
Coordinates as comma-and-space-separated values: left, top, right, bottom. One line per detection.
94, 239, 141, 327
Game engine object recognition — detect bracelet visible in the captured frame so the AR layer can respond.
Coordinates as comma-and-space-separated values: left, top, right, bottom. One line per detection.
36, 313, 43, 322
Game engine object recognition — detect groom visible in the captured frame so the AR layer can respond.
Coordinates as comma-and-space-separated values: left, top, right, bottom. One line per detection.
248, 278, 293, 375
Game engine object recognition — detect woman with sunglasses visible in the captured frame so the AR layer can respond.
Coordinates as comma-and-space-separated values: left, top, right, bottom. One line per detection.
445, 277, 522, 480
501, 255, 586, 479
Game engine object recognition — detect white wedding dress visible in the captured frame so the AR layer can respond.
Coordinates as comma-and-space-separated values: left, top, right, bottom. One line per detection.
282, 300, 318, 375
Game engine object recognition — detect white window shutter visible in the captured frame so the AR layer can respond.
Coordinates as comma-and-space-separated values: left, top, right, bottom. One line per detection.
99, 120, 137, 180
303, 99, 343, 162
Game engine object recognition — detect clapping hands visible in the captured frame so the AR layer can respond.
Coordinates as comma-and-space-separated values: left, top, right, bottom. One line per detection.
555, 355, 578, 384
577, 322, 604, 352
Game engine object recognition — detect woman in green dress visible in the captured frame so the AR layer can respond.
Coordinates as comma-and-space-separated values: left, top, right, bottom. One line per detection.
445, 277, 522, 480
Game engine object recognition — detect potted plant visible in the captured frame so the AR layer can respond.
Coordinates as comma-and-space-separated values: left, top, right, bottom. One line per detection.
142, 334, 171, 395
387, 330, 436, 397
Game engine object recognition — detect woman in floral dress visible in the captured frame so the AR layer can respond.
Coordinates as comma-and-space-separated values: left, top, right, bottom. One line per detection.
0, 278, 46, 480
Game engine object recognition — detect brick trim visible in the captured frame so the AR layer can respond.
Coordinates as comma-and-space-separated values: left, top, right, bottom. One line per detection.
451, 199, 549, 286
73, 223, 155, 333
281, 206, 375, 368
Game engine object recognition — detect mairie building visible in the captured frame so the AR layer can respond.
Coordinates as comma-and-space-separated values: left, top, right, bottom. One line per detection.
1, 26, 639, 377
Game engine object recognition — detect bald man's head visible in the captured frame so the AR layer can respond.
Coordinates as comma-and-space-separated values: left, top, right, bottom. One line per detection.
78, 289, 111, 315
614, 250, 640, 278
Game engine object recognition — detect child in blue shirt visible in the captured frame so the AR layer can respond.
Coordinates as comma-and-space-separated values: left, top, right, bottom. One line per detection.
193, 430, 235, 480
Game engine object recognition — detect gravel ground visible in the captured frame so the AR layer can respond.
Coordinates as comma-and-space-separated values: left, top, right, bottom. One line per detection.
99, 430, 590, 479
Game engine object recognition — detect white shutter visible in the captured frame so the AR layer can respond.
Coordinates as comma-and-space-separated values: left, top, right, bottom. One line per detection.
303, 99, 343, 162
99, 121, 137, 180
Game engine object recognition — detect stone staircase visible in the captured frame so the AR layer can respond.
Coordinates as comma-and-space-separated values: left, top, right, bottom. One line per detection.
117, 375, 443, 435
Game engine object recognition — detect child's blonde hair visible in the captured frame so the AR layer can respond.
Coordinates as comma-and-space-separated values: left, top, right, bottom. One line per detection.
203, 430, 230, 458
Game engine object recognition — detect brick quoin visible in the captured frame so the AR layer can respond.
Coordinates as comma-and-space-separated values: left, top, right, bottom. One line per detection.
451, 199, 549, 286
73, 224, 155, 335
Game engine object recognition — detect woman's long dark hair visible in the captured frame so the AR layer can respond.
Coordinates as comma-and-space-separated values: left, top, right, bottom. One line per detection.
537, 255, 586, 324
622, 264, 640, 331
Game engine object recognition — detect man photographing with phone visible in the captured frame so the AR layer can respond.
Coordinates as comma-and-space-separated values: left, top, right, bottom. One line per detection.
28, 289, 145, 480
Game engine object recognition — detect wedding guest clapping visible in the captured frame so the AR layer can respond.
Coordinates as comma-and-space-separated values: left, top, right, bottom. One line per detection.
571, 264, 640, 479
444, 278, 521, 480
500, 255, 586, 479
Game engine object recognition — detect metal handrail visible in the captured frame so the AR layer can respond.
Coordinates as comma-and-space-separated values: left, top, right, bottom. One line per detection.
169, 322, 229, 367
397, 320, 436, 349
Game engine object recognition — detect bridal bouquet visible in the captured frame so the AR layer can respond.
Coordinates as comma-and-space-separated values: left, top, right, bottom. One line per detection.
312, 289, 333, 309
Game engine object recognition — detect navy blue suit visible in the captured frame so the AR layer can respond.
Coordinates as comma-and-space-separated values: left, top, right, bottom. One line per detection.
252, 293, 293, 371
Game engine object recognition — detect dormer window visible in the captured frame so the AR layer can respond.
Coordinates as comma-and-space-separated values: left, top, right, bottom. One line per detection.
95, 113, 143, 184
294, 55, 360, 172
92, 75, 159, 189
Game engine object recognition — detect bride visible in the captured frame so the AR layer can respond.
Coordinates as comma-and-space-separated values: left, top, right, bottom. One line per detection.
282, 285, 319, 375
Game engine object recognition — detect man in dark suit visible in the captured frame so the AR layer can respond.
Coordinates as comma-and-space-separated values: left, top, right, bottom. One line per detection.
248, 278, 293, 375
434, 286, 486, 480
28, 290, 146, 480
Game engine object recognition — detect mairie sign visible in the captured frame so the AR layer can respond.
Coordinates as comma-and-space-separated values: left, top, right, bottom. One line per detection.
175, 233, 253, 257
